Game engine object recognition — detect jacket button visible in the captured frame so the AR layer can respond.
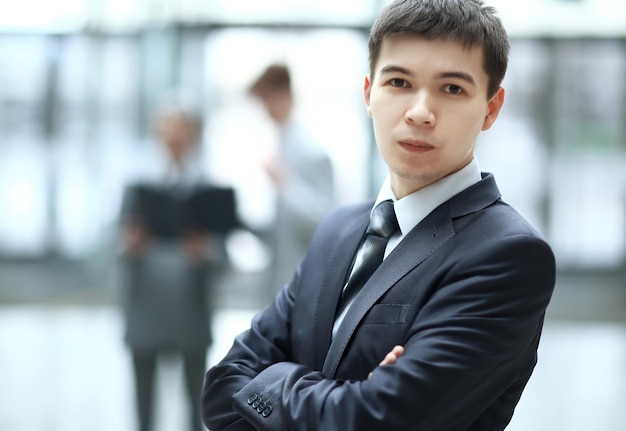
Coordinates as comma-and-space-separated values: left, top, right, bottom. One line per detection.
256, 401, 266, 413
247, 394, 258, 405
252, 398, 262, 409
262, 405, 273, 417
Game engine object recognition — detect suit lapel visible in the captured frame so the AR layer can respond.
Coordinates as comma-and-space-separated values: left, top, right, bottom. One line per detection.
321, 205, 455, 377
321, 174, 502, 377
311, 203, 371, 371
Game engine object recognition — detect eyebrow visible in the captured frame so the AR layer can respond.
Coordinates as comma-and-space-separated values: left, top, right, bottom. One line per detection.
378, 65, 413, 76
438, 71, 477, 87
378, 65, 477, 87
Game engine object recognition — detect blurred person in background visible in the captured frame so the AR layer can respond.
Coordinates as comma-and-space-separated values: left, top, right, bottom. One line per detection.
201, 1, 556, 430
119, 96, 226, 431
249, 64, 336, 297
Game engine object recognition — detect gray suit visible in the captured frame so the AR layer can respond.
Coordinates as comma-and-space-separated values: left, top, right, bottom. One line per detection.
201, 173, 555, 431
121, 243, 213, 351
267, 118, 335, 294
120, 181, 222, 431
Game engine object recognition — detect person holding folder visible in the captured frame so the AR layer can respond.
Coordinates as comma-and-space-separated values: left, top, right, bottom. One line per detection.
119, 97, 229, 431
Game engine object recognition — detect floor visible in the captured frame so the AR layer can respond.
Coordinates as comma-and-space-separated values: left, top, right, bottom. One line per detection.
1, 269, 626, 431
0, 305, 258, 431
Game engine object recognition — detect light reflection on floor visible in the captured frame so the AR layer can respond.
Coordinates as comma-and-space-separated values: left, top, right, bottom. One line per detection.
1, 306, 625, 431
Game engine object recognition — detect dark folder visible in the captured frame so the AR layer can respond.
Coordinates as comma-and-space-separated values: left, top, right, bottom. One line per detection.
130, 184, 238, 238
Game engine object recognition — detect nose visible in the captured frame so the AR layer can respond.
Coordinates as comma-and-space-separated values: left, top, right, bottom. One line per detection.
405, 92, 435, 126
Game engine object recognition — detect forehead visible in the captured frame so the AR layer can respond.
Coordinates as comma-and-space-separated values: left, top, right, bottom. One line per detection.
376, 34, 488, 84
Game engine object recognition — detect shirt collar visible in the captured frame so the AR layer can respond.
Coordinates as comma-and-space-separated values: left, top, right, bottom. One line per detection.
374, 158, 482, 236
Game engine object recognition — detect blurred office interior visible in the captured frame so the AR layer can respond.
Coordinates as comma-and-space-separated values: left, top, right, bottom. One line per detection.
1, 0, 626, 430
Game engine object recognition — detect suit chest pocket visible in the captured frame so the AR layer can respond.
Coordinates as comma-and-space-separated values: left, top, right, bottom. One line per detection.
361, 303, 411, 325
339, 304, 412, 379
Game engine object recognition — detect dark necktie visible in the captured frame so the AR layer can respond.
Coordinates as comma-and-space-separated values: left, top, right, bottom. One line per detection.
336, 200, 399, 317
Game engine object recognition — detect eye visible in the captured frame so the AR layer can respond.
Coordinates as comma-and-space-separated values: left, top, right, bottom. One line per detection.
389, 78, 408, 88
443, 84, 464, 94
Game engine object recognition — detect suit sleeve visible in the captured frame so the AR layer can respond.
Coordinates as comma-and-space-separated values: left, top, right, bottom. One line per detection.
222, 233, 555, 431
201, 264, 299, 431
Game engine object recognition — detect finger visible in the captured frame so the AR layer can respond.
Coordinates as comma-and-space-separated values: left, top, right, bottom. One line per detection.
383, 346, 405, 362
379, 355, 394, 366
392, 345, 405, 357
380, 351, 399, 366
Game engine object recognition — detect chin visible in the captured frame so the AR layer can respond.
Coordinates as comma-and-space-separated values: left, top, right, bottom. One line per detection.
391, 172, 435, 194
396, 165, 437, 183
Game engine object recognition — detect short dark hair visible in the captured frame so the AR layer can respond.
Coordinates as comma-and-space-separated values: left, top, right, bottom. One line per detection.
249, 64, 292, 98
368, 0, 510, 98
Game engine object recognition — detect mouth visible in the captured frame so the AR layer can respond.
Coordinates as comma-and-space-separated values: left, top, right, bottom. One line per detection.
398, 139, 435, 153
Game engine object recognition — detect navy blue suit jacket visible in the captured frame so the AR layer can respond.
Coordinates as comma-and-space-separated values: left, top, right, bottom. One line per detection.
202, 173, 556, 431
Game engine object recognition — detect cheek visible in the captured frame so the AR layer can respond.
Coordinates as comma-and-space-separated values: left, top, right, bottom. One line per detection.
371, 102, 397, 130
448, 107, 486, 136
372, 115, 395, 150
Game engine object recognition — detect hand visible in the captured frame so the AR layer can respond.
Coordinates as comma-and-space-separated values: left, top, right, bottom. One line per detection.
262, 154, 288, 187
183, 230, 210, 262
368, 345, 405, 379
124, 221, 150, 255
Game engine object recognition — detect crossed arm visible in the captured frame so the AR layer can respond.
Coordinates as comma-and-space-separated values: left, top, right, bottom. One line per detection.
201, 234, 555, 431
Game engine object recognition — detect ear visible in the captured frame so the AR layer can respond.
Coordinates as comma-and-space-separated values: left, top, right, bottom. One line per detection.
481, 87, 505, 131
363, 74, 373, 118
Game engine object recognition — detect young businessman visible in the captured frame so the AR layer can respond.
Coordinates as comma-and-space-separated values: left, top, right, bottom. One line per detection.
201, 1, 556, 430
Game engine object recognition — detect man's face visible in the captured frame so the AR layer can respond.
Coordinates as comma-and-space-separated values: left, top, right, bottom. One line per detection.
260, 90, 292, 124
364, 34, 505, 198
158, 115, 197, 163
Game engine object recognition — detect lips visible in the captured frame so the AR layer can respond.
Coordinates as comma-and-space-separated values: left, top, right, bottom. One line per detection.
398, 139, 435, 152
